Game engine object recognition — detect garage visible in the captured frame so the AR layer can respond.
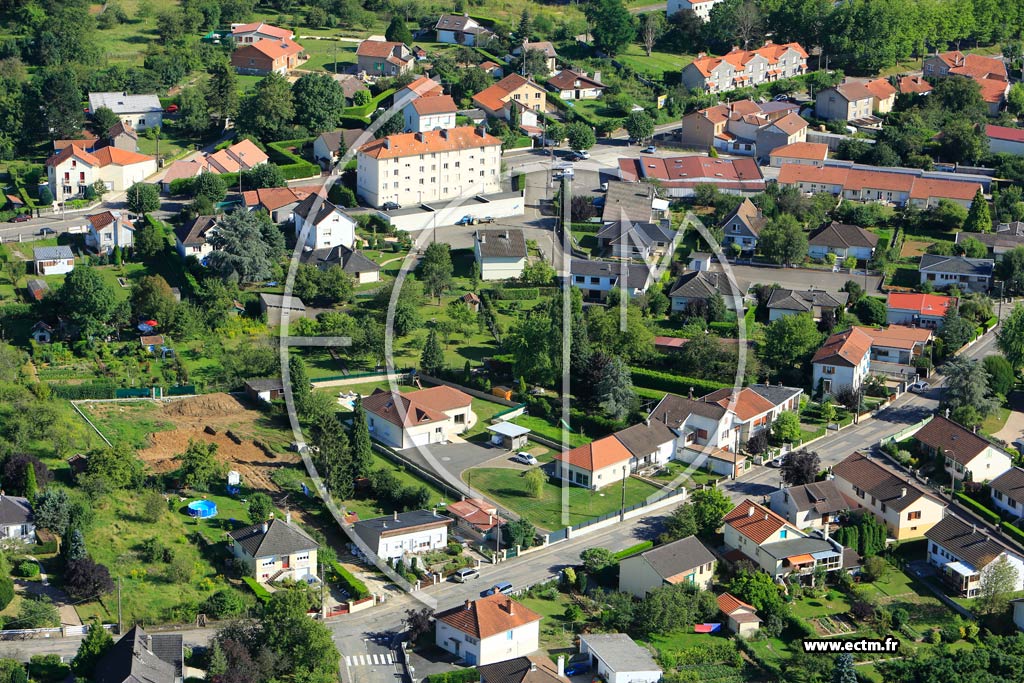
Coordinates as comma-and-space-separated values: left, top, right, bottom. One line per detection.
409, 431, 432, 448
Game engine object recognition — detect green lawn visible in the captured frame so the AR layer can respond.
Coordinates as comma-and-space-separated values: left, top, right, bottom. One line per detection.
790, 589, 853, 619
614, 43, 694, 78
982, 406, 1011, 436
511, 414, 592, 448
78, 400, 174, 448
463, 397, 515, 437
298, 39, 359, 72
464, 467, 662, 531
339, 451, 451, 519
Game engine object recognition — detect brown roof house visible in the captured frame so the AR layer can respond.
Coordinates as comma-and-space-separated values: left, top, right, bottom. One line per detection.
768, 481, 847, 530
923, 51, 1009, 115
356, 40, 414, 76
723, 499, 802, 561
925, 514, 1024, 597
435, 594, 542, 665
619, 535, 716, 597
435, 14, 495, 47
914, 414, 1012, 484
547, 69, 606, 100
808, 221, 879, 262
831, 451, 946, 540
229, 515, 319, 584
447, 497, 504, 539
766, 289, 848, 323
815, 80, 877, 123
231, 39, 305, 75
472, 74, 549, 126
990, 467, 1024, 518
511, 41, 559, 76
720, 197, 765, 252
811, 327, 872, 396
363, 386, 474, 449
717, 593, 761, 637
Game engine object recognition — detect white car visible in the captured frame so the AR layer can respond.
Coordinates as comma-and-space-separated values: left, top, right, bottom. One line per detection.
513, 452, 539, 465
765, 455, 786, 468
908, 381, 930, 393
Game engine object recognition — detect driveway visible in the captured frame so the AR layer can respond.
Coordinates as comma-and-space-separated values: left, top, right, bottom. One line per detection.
717, 264, 884, 294
994, 391, 1024, 444
399, 441, 503, 479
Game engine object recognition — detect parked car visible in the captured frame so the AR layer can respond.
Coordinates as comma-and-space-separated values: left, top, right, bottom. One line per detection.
35, 227, 55, 235
908, 381, 930, 393
643, 145, 657, 153
8, 214, 30, 223
455, 215, 477, 225
165, 104, 179, 113
766, 455, 786, 468
512, 452, 538, 465
564, 662, 590, 677
453, 567, 480, 582
571, 150, 590, 160
381, 201, 401, 211
478, 216, 495, 224
481, 581, 514, 597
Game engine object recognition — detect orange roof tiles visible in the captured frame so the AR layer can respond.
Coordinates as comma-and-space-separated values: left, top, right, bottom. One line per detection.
690, 42, 807, 78
232, 22, 293, 39
899, 75, 932, 95
412, 95, 457, 115
472, 74, 537, 112
777, 164, 982, 201
723, 499, 791, 544
436, 594, 541, 639
403, 76, 444, 97
246, 38, 304, 60
812, 328, 872, 367
45, 146, 98, 168
770, 142, 828, 160
357, 40, 406, 58
702, 388, 775, 422
717, 592, 757, 615
864, 78, 897, 100
933, 51, 1009, 103
358, 126, 501, 160
854, 325, 932, 350
886, 292, 956, 316
553, 435, 633, 471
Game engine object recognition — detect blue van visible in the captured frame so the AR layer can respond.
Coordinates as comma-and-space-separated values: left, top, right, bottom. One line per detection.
481, 581, 513, 597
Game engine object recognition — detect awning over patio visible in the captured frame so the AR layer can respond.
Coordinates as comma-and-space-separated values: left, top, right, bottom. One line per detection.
786, 553, 815, 565
486, 422, 531, 438
945, 560, 977, 577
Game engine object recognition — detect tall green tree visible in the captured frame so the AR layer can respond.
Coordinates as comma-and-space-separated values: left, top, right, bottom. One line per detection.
420, 328, 445, 375
312, 412, 352, 498
566, 121, 596, 151
385, 16, 413, 45
998, 304, 1024, 369
261, 586, 340, 677
977, 555, 1019, 615
57, 266, 122, 339
982, 355, 1014, 396
289, 354, 311, 417
942, 355, 998, 428
420, 242, 453, 301
126, 182, 160, 214
130, 275, 177, 325
291, 73, 344, 133
624, 110, 655, 142
174, 440, 226, 490
205, 60, 240, 127
349, 397, 374, 479
72, 618, 114, 677
247, 492, 274, 524
763, 313, 821, 372
38, 66, 84, 140
237, 72, 295, 141
594, 355, 634, 420
90, 106, 120, 136
963, 190, 992, 233
689, 487, 732, 537
585, 0, 636, 56
207, 210, 282, 283
832, 653, 857, 683
759, 213, 808, 265
133, 217, 167, 261
178, 85, 209, 135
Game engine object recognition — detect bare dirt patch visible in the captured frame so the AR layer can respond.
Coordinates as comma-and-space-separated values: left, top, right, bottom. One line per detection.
137, 393, 298, 493
901, 240, 931, 258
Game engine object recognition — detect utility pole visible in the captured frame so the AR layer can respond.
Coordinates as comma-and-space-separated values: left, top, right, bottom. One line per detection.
117, 577, 122, 634
619, 465, 627, 520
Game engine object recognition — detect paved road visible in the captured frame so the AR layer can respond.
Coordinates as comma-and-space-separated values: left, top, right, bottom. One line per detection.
718, 264, 884, 295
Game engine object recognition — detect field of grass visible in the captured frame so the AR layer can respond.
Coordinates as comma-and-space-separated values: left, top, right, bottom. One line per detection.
517, 592, 577, 654
790, 589, 853, 619
982, 406, 1011, 436
78, 400, 174, 448
511, 414, 592, 448
613, 43, 693, 78
464, 467, 662, 530
298, 38, 359, 73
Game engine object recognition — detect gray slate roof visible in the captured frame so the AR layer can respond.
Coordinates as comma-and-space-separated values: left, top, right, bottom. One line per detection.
353, 510, 452, 548
245, 377, 284, 392
309, 245, 381, 274
613, 420, 676, 458
229, 518, 318, 559
571, 259, 652, 291
33, 245, 74, 261
649, 393, 727, 428
784, 481, 847, 514
957, 228, 1024, 252
919, 254, 994, 276
990, 467, 1024, 505
595, 221, 675, 249
259, 293, 306, 311
295, 193, 347, 225
89, 92, 162, 115
767, 288, 848, 312
748, 383, 802, 407
0, 496, 31, 525
808, 222, 879, 249
668, 271, 746, 300
635, 535, 715, 578
602, 183, 658, 224
174, 215, 218, 247
476, 229, 527, 259
831, 451, 941, 513
925, 515, 1012, 571
578, 634, 660, 673
94, 625, 180, 683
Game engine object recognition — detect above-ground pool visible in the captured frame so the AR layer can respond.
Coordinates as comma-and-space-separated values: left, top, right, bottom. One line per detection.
187, 499, 218, 518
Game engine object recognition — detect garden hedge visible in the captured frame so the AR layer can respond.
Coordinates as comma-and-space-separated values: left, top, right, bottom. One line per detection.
954, 492, 1001, 524
612, 541, 653, 561
630, 367, 729, 396
266, 138, 320, 180
242, 576, 271, 604
1001, 521, 1024, 545
343, 88, 396, 120
330, 561, 370, 600
424, 669, 480, 683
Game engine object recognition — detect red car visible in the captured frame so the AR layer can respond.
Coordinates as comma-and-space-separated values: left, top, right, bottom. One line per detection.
165, 104, 179, 113
8, 214, 30, 223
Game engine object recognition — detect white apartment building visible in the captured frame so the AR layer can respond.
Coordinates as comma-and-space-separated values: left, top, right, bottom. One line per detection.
356, 127, 502, 209
667, 0, 727, 21
403, 95, 458, 133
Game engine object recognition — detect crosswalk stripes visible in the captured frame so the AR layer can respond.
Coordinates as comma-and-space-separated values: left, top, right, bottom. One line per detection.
346, 653, 396, 667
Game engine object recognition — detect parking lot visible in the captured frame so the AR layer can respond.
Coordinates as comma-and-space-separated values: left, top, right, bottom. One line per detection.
719, 264, 884, 294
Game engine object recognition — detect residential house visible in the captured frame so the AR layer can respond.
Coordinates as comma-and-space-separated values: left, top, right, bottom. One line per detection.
204, 139, 269, 174
398, 76, 445, 101
479, 61, 504, 78
242, 186, 317, 223
681, 42, 808, 94
811, 327, 872, 396
647, 393, 747, 477
701, 387, 780, 447
594, 221, 676, 262
88, 92, 163, 130
436, 594, 541, 665
898, 75, 933, 96
174, 215, 218, 260
680, 99, 803, 157
886, 292, 956, 328
748, 383, 804, 418
767, 289, 848, 322
723, 499, 803, 564
512, 41, 559, 76
472, 75, 550, 127
356, 40, 414, 76
293, 194, 356, 251
864, 78, 898, 113
769, 141, 828, 168
926, 514, 1024, 597
831, 451, 947, 539
94, 625, 183, 683
667, 0, 727, 21
720, 198, 765, 252
769, 481, 848, 530
577, 634, 662, 683
46, 146, 157, 203
313, 129, 366, 170
601, 182, 669, 224
755, 112, 808, 157
434, 14, 495, 46
919, 254, 994, 292
922, 51, 1009, 115
755, 531, 848, 579
855, 325, 932, 365
478, 656, 570, 683
986, 124, 1024, 156
160, 158, 206, 193
957, 222, 1024, 256
990, 467, 1024, 518
777, 164, 983, 208
619, 535, 717, 597
447, 498, 504, 539
569, 259, 653, 299
612, 420, 676, 472
230, 22, 294, 44
815, 81, 876, 122
717, 593, 761, 636
0, 495, 34, 543
547, 69, 607, 100
404, 95, 458, 133
231, 39, 305, 75
332, 73, 370, 105
228, 515, 319, 583
306, 245, 381, 284
356, 127, 503, 209
244, 378, 284, 403
363, 385, 474, 449
553, 435, 634, 490
914, 414, 1012, 484
86, 210, 134, 255
33, 246, 74, 276
475, 228, 527, 280
107, 121, 139, 152
353, 509, 453, 561
53, 133, 99, 154
667, 270, 747, 313
807, 222, 879, 261
258, 292, 307, 326
618, 156, 765, 197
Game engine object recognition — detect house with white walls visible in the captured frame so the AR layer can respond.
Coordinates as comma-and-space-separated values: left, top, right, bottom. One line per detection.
619, 535, 716, 597
990, 468, 1024, 518
352, 509, 453, 562
914, 415, 1012, 484
926, 515, 1024, 597
435, 594, 542, 666
811, 327, 872, 396
293, 194, 356, 252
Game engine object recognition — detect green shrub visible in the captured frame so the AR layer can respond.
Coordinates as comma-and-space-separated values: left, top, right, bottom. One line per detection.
954, 492, 1000, 524
612, 541, 654, 561
15, 560, 40, 578
1002, 521, 1024, 545
330, 561, 370, 600
424, 669, 480, 683
242, 576, 271, 604
630, 367, 729, 395
203, 588, 249, 618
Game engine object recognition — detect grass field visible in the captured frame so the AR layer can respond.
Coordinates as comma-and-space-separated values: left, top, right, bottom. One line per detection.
510, 415, 592, 448
78, 400, 174, 449
298, 39, 359, 72
790, 589, 853, 619
464, 467, 662, 530
517, 592, 577, 654
614, 43, 693, 78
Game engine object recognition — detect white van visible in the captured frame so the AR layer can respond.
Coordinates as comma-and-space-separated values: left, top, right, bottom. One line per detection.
454, 567, 480, 582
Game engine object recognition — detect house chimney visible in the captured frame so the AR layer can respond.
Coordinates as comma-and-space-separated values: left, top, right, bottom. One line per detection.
900, 487, 907, 498
688, 387, 694, 400
558, 656, 565, 678
261, 521, 269, 534
433, 507, 438, 517
506, 598, 514, 615
384, 138, 391, 149
488, 514, 494, 525
531, 662, 537, 672
441, 128, 449, 139
748, 506, 755, 517
972, 524, 977, 534
394, 510, 399, 521
592, 71, 601, 83
697, 52, 706, 59
644, 418, 650, 427
286, 510, 291, 525
475, 125, 486, 137
502, 230, 509, 239
465, 599, 472, 610
764, 513, 769, 521
479, 232, 486, 243
415, 132, 425, 142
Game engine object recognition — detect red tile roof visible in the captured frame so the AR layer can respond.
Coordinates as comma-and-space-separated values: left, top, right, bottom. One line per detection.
245, 38, 304, 60
864, 78, 897, 100
777, 164, 981, 201
886, 292, 955, 316
770, 142, 828, 161
853, 325, 932, 350
812, 328, 872, 367
933, 51, 1009, 103
723, 499, 792, 544
619, 156, 764, 190
899, 75, 932, 95
90, 146, 155, 167
717, 592, 757, 615
402, 76, 444, 98
362, 386, 471, 429
472, 74, 537, 113
446, 498, 503, 531
358, 126, 501, 160
435, 594, 541, 639
986, 124, 1024, 144
914, 414, 998, 466
690, 42, 807, 78
553, 435, 633, 472
702, 388, 775, 422
411, 95, 458, 115
231, 22, 293, 39
357, 40, 406, 58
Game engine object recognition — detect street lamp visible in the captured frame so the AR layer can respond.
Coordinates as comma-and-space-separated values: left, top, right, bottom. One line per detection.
238, 152, 246, 199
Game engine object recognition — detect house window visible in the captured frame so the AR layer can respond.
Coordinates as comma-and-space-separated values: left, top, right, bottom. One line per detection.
823, 366, 835, 375
780, 530, 788, 539
908, 511, 921, 520
507, 630, 514, 640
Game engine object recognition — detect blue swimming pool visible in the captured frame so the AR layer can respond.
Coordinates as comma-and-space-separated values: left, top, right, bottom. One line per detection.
187, 499, 218, 518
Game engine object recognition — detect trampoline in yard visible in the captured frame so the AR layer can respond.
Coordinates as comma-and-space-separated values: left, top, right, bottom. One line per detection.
187, 499, 218, 518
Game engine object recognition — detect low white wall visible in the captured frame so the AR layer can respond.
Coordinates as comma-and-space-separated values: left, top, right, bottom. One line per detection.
385, 194, 526, 232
